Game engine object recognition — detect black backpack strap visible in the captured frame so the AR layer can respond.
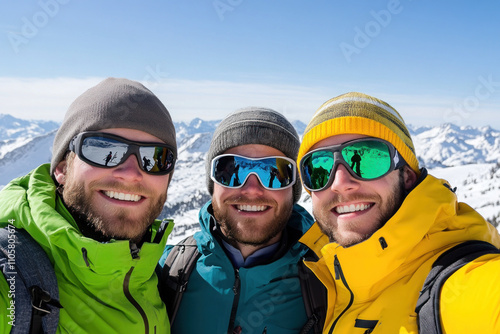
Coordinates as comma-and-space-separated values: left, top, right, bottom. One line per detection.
159, 235, 201, 325
298, 256, 327, 334
415, 240, 499, 334
0, 226, 62, 334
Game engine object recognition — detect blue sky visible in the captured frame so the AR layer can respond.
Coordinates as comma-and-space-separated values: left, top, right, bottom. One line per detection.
1, 0, 499, 129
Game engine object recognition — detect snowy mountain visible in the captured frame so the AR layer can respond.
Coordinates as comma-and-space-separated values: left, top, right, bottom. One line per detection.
0, 114, 499, 244
411, 123, 500, 168
0, 114, 59, 141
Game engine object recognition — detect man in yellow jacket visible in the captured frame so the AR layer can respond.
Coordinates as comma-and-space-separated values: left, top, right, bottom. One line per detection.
297, 92, 500, 333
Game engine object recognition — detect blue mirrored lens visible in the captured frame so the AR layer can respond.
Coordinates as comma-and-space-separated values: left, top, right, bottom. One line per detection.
212, 155, 295, 189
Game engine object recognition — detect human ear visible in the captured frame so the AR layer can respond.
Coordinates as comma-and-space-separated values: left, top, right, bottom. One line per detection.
403, 166, 418, 191
53, 160, 68, 185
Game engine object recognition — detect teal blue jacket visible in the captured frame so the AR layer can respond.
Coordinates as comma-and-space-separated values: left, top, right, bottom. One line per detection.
160, 201, 315, 334
0, 164, 173, 334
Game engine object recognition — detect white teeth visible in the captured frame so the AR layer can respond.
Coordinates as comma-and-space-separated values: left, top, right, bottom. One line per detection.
236, 205, 267, 212
336, 203, 371, 214
104, 191, 141, 202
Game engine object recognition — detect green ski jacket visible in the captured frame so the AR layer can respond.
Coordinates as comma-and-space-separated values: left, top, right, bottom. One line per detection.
0, 164, 173, 333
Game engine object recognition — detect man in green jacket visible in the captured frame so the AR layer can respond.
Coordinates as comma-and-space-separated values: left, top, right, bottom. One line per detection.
0, 78, 177, 333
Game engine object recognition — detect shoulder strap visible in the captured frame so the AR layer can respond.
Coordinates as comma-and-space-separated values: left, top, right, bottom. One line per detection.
159, 235, 201, 325
415, 240, 499, 334
298, 255, 327, 334
0, 226, 61, 334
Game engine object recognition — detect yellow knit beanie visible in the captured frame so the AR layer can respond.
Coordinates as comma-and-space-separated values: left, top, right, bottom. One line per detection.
298, 92, 420, 179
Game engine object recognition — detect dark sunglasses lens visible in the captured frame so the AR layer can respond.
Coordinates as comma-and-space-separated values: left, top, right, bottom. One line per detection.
213, 156, 294, 189
301, 151, 335, 190
341, 141, 391, 179
139, 146, 175, 173
212, 155, 240, 186
81, 136, 128, 167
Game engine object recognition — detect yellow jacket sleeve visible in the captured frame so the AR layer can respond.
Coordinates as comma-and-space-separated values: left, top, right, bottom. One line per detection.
440, 253, 500, 333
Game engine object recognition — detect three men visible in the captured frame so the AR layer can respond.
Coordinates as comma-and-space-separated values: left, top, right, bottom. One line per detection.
160, 108, 323, 333
297, 92, 500, 333
1, 78, 177, 333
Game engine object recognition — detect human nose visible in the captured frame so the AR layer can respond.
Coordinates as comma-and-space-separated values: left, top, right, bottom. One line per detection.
329, 164, 360, 193
241, 174, 265, 195
112, 155, 144, 181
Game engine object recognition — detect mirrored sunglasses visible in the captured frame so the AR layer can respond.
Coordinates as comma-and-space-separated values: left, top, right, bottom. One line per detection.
68, 131, 176, 175
300, 138, 406, 192
211, 154, 297, 190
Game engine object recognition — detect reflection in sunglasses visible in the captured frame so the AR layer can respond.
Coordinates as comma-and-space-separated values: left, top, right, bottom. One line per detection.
211, 154, 296, 190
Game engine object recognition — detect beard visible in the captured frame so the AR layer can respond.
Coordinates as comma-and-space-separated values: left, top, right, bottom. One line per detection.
60, 158, 167, 243
212, 195, 293, 247
314, 169, 406, 247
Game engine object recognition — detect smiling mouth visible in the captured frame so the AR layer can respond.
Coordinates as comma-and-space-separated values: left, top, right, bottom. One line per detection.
335, 203, 372, 214
103, 190, 142, 202
235, 204, 269, 212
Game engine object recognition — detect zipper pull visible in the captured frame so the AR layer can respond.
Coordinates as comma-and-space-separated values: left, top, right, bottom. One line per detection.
82, 247, 90, 267
129, 241, 140, 259
233, 269, 240, 295
379, 237, 388, 250
334, 256, 341, 280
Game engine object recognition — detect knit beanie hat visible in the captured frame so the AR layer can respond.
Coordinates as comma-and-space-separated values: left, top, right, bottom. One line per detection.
298, 92, 419, 186
50, 77, 177, 175
206, 107, 302, 203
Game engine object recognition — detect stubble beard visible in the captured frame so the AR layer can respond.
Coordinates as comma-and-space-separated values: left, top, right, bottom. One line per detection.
313, 170, 406, 247
212, 195, 293, 247
61, 159, 167, 243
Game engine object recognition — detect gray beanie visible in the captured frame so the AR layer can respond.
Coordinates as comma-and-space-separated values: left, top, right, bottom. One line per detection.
206, 107, 302, 203
50, 77, 177, 175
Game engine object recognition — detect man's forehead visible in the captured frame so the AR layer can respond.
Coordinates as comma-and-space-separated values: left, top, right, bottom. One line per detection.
224, 144, 286, 158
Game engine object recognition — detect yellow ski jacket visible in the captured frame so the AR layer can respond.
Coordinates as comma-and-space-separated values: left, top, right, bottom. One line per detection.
300, 172, 500, 333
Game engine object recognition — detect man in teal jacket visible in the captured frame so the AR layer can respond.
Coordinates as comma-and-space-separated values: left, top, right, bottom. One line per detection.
160, 108, 322, 333
0, 78, 177, 333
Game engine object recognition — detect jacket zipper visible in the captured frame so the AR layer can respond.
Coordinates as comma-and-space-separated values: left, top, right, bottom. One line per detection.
124, 267, 150, 334
329, 255, 354, 333
227, 269, 241, 334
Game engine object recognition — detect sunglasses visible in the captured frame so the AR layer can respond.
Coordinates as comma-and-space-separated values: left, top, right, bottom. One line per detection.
210, 154, 297, 190
300, 138, 406, 192
68, 131, 176, 175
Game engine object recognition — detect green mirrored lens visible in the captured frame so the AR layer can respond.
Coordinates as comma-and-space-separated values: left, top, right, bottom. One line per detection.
341, 141, 391, 179
302, 151, 335, 190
